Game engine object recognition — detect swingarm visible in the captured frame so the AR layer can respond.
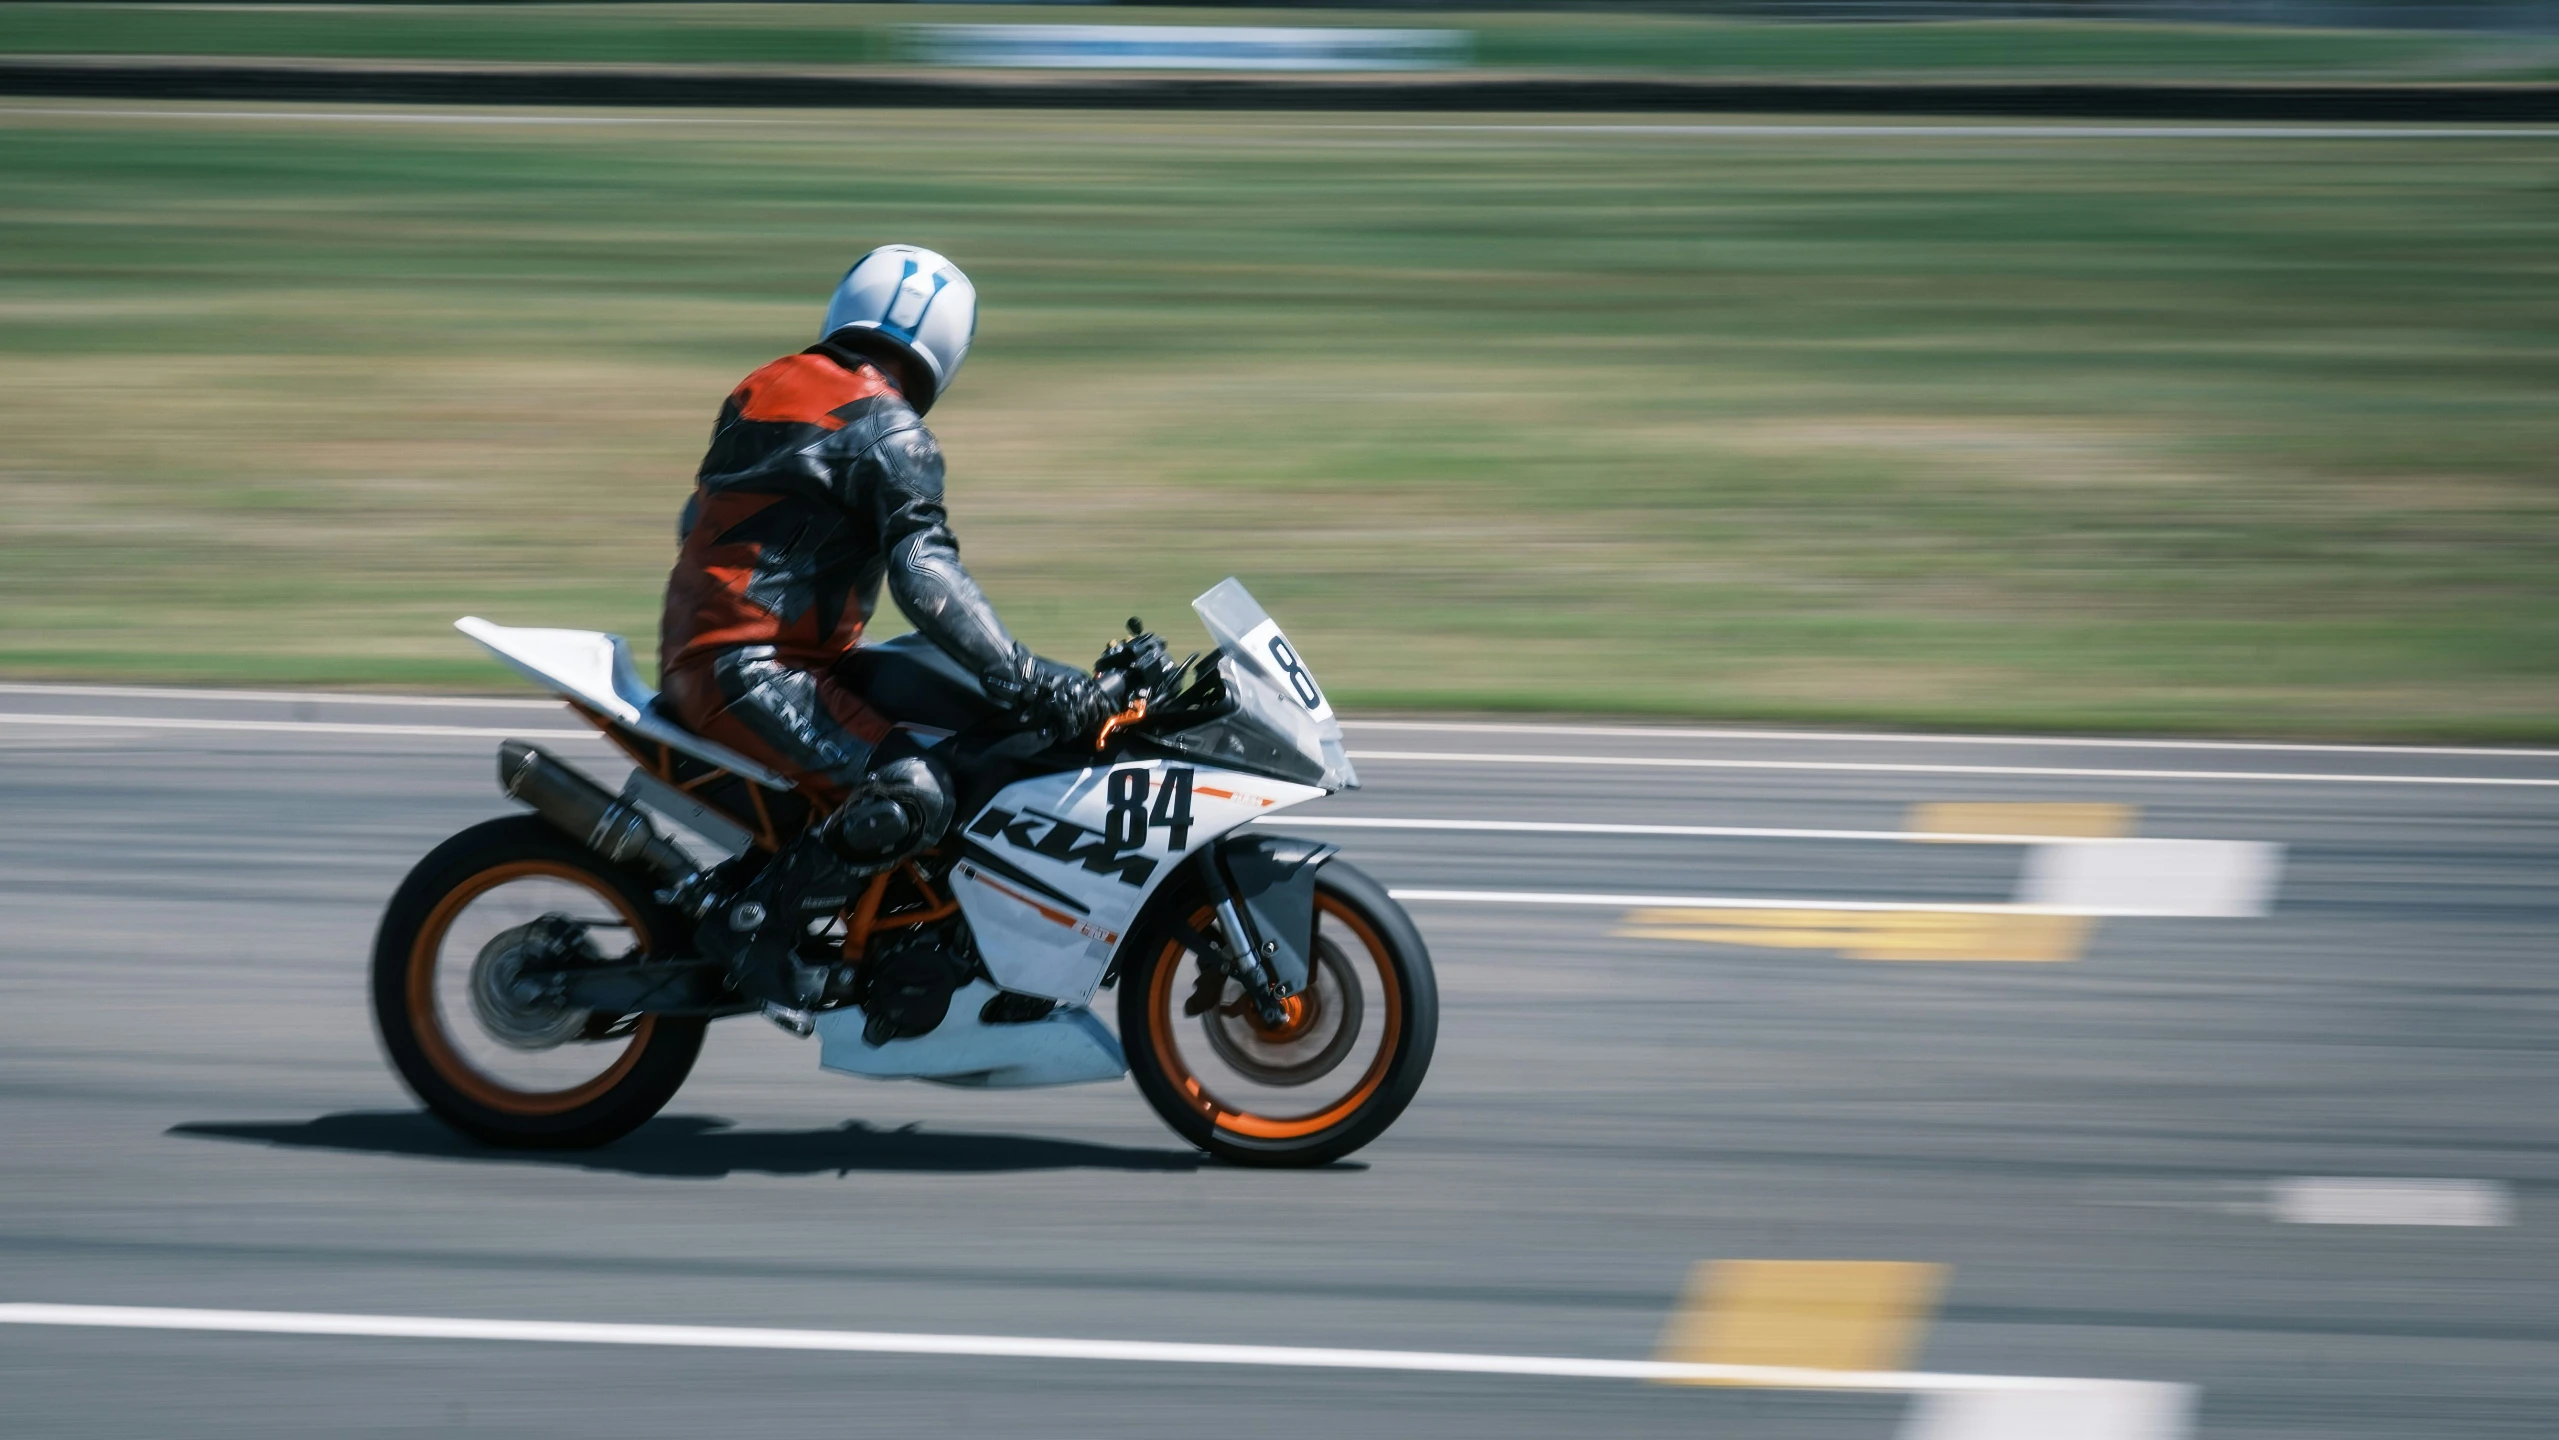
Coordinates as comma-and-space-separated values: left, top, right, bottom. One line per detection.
549, 960, 740, 1017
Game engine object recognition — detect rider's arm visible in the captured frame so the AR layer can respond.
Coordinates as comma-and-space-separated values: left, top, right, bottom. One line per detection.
863, 423, 1019, 678
860, 423, 1112, 733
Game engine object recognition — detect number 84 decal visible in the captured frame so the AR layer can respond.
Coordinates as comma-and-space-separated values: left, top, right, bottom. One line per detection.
964, 766, 1200, 891
1105, 766, 1196, 851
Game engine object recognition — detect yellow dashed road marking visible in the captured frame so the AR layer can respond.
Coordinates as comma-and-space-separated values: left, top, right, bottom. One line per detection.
1908, 801, 2134, 839
1616, 908, 2090, 962
1615, 802, 2138, 962
1655, 1259, 1947, 1380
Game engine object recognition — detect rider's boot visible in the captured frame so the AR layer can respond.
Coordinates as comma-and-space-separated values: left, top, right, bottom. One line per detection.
700, 754, 955, 1009
696, 835, 843, 1009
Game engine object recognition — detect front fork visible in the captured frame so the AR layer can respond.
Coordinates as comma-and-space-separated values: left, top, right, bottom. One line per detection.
1193, 849, 1295, 1027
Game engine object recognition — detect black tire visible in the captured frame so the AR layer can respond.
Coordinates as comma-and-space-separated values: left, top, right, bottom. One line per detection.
1119, 860, 1436, 1167
372, 815, 706, 1149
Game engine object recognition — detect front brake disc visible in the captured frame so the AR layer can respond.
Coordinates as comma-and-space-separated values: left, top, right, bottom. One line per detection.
1200, 937, 1364, 1087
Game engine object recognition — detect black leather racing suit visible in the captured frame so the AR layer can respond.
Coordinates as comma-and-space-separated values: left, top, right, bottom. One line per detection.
662, 341, 1038, 791
657, 341, 1102, 1006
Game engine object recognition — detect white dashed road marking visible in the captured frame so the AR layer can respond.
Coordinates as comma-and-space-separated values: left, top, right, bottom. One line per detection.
2017, 839, 2281, 919
2270, 1178, 2514, 1227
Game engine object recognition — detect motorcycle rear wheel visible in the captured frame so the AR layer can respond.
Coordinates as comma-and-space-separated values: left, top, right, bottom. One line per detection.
372, 815, 706, 1149
1119, 860, 1436, 1167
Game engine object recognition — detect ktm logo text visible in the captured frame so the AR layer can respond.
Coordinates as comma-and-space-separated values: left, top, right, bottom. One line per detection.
966, 806, 1159, 887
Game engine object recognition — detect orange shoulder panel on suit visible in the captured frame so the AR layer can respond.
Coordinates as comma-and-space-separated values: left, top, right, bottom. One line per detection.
729, 353, 896, 432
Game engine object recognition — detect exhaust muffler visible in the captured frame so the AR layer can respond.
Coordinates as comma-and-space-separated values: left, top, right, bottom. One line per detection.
497, 740, 697, 885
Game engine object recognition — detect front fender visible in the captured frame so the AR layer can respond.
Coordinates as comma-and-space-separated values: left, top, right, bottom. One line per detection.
1218, 832, 1338, 994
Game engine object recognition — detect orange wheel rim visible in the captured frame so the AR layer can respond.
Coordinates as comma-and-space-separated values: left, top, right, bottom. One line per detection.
406, 859, 658, 1117
1148, 893, 1400, 1143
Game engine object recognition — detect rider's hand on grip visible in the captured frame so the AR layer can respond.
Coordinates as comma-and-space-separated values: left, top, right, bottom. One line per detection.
983, 643, 1116, 740
1095, 622, 1173, 696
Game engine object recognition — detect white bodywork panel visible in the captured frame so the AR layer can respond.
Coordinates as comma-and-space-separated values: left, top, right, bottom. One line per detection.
810, 760, 1318, 1084
815, 981, 1126, 1088
453, 617, 788, 788
953, 759, 1326, 1004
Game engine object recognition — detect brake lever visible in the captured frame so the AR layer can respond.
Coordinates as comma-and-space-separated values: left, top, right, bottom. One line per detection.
1094, 694, 1148, 752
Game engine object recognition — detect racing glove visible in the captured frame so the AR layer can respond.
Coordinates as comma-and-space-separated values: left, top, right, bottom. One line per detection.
981, 643, 1117, 740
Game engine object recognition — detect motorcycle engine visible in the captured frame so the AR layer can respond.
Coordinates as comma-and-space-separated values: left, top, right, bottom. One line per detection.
858, 921, 976, 1047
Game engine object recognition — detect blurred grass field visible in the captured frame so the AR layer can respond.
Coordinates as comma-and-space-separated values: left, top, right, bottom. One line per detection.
2, 104, 2555, 738
7, 1, 2559, 81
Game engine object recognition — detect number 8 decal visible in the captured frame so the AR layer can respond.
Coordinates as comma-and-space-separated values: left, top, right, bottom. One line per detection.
1268, 635, 1323, 711
1105, 768, 1149, 849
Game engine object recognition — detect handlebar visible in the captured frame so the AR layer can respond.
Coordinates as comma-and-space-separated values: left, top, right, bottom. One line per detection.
1088, 622, 1182, 750
1093, 620, 1176, 702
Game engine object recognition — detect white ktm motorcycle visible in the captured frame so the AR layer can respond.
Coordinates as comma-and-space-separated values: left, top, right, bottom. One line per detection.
373, 580, 1436, 1167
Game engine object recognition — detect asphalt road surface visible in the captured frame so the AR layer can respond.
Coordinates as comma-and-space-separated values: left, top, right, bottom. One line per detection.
2, 684, 2554, 1439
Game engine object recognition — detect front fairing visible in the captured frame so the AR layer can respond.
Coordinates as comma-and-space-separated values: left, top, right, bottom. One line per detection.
1166, 579, 1357, 793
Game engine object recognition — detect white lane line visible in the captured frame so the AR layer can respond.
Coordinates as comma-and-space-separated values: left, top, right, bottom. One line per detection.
0, 712, 596, 741
1372, 122, 2559, 140
20, 107, 2536, 142
0, 682, 554, 709
0, 684, 2544, 760
0, 1302, 2176, 1402
1269, 816, 2172, 846
1345, 719, 2559, 761
0, 106, 720, 126
0, 710, 2535, 793
2269, 1178, 2513, 1227
1397, 890, 2161, 918
1, 704, 2544, 788
1351, 749, 2559, 788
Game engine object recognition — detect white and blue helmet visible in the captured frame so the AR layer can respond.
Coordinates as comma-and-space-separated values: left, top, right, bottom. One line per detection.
819, 244, 978, 415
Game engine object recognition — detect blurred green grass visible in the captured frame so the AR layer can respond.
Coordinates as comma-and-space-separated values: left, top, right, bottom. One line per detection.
1, 105, 2554, 738
6, 2, 2558, 82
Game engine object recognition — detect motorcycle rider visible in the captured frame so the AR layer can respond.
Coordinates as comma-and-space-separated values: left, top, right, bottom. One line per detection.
659, 244, 1115, 1010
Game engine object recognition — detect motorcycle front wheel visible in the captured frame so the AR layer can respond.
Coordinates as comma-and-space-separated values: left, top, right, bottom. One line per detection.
372, 815, 706, 1149
1119, 860, 1436, 1167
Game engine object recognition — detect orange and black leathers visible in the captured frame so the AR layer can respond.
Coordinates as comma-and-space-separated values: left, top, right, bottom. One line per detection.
658, 345, 1018, 798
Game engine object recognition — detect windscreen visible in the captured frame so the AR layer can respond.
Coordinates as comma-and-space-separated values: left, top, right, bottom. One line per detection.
1192, 578, 1358, 791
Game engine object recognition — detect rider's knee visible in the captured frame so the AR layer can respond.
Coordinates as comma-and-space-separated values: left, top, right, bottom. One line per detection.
817, 753, 954, 870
